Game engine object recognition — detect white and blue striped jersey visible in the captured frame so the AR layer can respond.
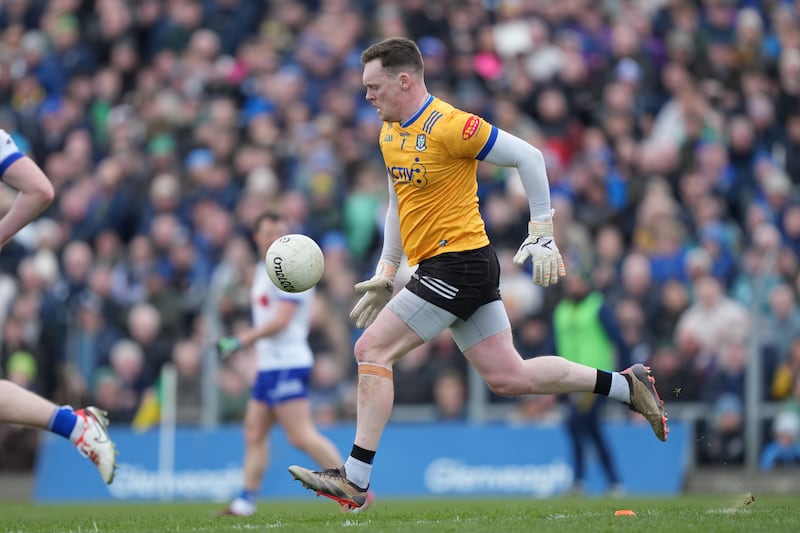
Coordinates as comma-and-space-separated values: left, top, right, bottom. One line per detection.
0, 129, 24, 179
251, 262, 315, 371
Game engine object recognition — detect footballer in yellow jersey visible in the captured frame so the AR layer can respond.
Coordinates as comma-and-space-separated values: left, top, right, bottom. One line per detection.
380, 94, 497, 266
289, 38, 667, 513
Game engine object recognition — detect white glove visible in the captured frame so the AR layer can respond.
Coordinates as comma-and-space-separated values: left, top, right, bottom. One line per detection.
350, 261, 398, 329
512, 214, 566, 288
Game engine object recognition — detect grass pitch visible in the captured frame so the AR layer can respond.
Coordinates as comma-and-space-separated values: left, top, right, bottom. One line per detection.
0, 494, 797, 533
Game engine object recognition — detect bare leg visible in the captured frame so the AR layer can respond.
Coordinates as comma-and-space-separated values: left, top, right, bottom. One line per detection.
285, 310, 424, 496
352, 372, 394, 451
463, 329, 597, 396
467, 328, 668, 441
353, 310, 424, 451
0, 380, 120, 484
276, 398, 341, 468
240, 399, 272, 492
0, 380, 58, 428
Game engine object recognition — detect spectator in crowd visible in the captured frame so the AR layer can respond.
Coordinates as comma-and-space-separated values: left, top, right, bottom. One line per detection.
772, 338, 800, 401
1, 313, 43, 395
171, 338, 204, 425
699, 392, 746, 466
0, 351, 41, 471
647, 341, 699, 403
513, 311, 556, 362
700, 336, 749, 406
592, 225, 626, 293
498, 247, 545, 325
675, 274, 749, 354
308, 289, 355, 379
634, 183, 688, 285
91, 366, 138, 424
760, 410, 800, 471
694, 221, 738, 287
342, 160, 387, 270
165, 229, 212, 305
110, 339, 150, 425
762, 284, 800, 360
506, 393, 560, 427
432, 368, 468, 422
611, 251, 661, 333
731, 222, 784, 313
553, 266, 627, 496
110, 234, 156, 307
390, 339, 436, 406
126, 302, 171, 387
615, 297, 652, 366
85, 260, 128, 331
696, 333, 778, 465
62, 292, 123, 406
308, 353, 349, 425
39, 239, 95, 374
127, 337, 200, 435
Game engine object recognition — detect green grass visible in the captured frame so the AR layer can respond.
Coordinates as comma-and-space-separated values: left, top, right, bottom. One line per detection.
0, 495, 797, 533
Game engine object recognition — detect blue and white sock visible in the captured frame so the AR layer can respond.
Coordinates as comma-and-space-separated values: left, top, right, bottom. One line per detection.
47, 406, 82, 441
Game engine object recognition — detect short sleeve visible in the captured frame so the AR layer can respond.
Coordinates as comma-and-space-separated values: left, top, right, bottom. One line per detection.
0, 129, 24, 179
440, 111, 494, 159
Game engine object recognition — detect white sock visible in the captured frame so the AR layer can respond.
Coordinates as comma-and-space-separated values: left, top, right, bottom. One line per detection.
609, 372, 631, 404
69, 414, 86, 443
344, 457, 372, 489
229, 497, 255, 515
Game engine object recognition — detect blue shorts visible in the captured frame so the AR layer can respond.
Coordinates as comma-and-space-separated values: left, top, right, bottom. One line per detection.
251, 367, 311, 407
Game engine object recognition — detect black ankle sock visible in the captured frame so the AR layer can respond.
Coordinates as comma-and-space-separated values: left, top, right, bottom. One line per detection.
593, 369, 612, 396
350, 444, 375, 465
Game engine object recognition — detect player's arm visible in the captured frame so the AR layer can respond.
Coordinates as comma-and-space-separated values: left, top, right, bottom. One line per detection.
479, 128, 566, 287
0, 150, 55, 247
480, 127, 551, 221
376, 175, 403, 274
217, 299, 299, 358
239, 298, 299, 345
349, 176, 403, 329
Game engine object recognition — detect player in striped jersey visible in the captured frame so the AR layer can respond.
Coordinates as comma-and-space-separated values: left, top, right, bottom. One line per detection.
218, 212, 372, 515
289, 38, 667, 510
0, 128, 117, 484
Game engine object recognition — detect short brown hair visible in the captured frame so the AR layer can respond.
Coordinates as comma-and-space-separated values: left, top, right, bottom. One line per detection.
254, 210, 283, 231
360, 37, 424, 75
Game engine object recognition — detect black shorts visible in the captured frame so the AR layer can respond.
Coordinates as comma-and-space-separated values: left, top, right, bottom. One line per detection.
406, 245, 501, 321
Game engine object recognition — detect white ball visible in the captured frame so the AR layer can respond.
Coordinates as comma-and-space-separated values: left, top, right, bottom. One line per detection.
265, 234, 324, 293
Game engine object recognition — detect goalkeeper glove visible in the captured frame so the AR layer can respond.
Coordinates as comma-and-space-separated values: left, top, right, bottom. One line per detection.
216, 336, 241, 359
350, 261, 398, 329
512, 212, 567, 287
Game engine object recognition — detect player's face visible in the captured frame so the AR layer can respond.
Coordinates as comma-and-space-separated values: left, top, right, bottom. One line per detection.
255, 218, 287, 254
363, 59, 404, 122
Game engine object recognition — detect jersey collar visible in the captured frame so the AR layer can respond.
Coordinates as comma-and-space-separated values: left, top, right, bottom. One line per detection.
400, 94, 434, 129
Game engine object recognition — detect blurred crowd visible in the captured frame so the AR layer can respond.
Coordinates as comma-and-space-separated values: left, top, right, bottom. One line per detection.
1, 0, 800, 471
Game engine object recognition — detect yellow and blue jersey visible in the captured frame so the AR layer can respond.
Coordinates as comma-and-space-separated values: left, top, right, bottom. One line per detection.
379, 95, 498, 266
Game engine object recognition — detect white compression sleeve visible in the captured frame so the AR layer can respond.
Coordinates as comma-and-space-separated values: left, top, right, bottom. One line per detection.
480, 128, 551, 221
378, 175, 403, 267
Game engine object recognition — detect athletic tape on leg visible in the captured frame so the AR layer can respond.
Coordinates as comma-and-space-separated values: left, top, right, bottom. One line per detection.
357, 362, 393, 379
